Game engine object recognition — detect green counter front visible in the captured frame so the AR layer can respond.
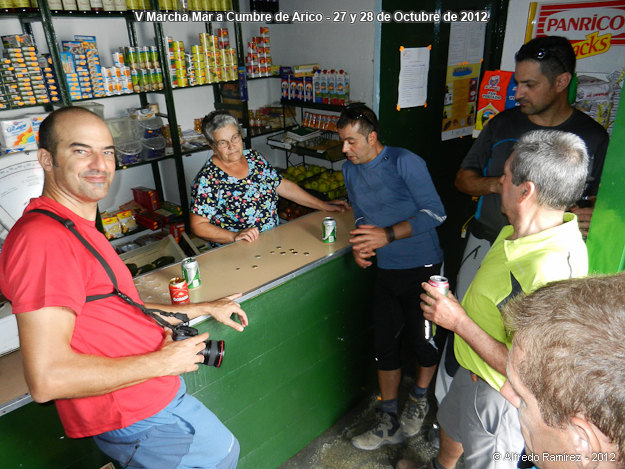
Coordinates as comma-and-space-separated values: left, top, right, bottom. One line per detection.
0, 211, 376, 469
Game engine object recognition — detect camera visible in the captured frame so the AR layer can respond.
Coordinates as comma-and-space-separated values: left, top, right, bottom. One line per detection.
172, 325, 225, 368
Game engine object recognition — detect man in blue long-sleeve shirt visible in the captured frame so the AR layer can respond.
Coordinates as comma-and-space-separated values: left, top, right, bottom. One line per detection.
338, 104, 447, 450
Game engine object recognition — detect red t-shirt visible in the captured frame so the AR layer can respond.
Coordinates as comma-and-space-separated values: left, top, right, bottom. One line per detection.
0, 197, 179, 438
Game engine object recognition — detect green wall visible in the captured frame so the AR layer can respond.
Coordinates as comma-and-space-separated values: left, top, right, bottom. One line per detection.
587, 82, 625, 274
0, 254, 375, 469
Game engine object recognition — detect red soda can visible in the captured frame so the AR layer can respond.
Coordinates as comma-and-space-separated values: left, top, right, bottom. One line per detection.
169, 277, 190, 305
428, 275, 449, 295
424, 275, 449, 340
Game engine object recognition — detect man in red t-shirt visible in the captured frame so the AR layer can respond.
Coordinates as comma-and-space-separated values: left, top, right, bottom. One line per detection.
0, 107, 248, 468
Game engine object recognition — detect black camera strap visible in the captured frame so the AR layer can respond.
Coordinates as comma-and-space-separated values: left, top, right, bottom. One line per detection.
30, 209, 190, 332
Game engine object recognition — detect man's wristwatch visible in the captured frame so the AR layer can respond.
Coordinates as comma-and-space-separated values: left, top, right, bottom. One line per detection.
384, 226, 395, 243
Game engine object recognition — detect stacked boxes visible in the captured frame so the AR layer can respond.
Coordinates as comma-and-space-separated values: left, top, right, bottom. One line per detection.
1, 34, 51, 109
246, 26, 273, 78
101, 51, 133, 96
60, 36, 110, 100
39, 54, 62, 104
75, 36, 106, 98
0, 113, 48, 154
281, 66, 350, 104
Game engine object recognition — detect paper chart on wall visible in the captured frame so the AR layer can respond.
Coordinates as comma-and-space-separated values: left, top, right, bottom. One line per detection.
397, 47, 430, 109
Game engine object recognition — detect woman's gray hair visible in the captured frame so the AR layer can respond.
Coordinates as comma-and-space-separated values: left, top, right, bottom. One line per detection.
201, 110, 240, 145
510, 130, 589, 210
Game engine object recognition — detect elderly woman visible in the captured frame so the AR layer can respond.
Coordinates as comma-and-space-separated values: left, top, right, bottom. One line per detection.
190, 111, 349, 244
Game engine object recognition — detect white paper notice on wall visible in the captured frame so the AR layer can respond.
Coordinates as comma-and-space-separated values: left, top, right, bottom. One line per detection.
397, 46, 430, 109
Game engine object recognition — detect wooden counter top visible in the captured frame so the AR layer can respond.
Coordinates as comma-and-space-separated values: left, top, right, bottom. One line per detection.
133, 210, 355, 306
0, 209, 356, 414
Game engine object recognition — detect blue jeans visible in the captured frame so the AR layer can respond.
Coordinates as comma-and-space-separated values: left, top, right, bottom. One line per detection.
94, 378, 239, 469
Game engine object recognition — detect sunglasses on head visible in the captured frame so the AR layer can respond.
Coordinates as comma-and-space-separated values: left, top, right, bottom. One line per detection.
343, 105, 376, 128
519, 47, 570, 74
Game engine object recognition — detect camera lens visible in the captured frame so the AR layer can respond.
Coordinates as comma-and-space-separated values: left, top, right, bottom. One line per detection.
201, 340, 225, 367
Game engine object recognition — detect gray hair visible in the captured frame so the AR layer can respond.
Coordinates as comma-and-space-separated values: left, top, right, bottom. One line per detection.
509, 130, 589, 209
502, 273, 625, 461
201, 110, 240, 145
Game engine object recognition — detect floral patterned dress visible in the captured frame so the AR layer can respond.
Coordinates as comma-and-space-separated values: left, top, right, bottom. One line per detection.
190, 149, 283, 233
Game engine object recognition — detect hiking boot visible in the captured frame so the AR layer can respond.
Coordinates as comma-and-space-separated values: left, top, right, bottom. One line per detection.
399, 394, 429, 437
351, 410, 404, 450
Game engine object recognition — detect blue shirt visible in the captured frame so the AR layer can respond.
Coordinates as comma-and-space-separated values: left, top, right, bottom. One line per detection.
343, 146, 446, 269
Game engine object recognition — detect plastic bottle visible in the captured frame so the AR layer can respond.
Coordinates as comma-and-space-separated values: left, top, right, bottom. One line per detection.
319, 69, 328, 104
89, 0, 103, 13
62, 0, 79, 13
313, 69, 322, 104
76, 0, 91, 12
327, 69, 336, 105
47, 0, 63, 13
335, 69, 345, 106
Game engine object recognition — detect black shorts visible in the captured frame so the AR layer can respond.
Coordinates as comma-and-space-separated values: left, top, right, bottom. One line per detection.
373, 264, 443, 370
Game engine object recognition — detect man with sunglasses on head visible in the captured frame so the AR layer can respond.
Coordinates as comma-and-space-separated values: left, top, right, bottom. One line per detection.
454, 36, 608, 302
438, 35, 610, 421
337, 104, 447, 450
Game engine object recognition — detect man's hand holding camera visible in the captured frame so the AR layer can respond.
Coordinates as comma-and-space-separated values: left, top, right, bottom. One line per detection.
159, 329, 211, 374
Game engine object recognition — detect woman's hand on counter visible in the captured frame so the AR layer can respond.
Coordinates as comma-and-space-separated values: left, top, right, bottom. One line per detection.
234, 227, 260, 243
200, 293, 249, 332
323, 200, 351, 213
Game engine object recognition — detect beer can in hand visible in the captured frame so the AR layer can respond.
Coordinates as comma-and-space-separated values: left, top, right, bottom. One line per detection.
424, 275, 449, 340
170, 277, 191, 305
182, 257, 201, 289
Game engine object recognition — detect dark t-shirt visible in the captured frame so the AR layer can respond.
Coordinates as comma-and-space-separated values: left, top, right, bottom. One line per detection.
461, 107, 609, 233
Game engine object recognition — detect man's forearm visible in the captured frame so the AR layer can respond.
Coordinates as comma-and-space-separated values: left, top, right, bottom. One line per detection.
455, 169, 501, 196
386, 220, 412, 241
455, 314, 509, 376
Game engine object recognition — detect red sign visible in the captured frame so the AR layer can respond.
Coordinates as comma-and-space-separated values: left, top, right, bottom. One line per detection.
533, 1, 625, 59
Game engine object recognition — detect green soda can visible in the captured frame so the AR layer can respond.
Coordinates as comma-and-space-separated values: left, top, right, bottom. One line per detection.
182, 257, 201, 289
322, 217, 336, 243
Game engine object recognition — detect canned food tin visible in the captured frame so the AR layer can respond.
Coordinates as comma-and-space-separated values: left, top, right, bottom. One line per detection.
169, 277, 190, 304
182, 257, 201, 289
322, 217, 337, 243
424, 275, 449, 340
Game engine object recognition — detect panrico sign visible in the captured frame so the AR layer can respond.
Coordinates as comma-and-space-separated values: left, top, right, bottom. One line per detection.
532, 1, 625, 59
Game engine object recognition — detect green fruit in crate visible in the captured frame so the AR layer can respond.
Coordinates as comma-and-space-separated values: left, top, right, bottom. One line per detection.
330, 181, 340, 190
318, 182, 329, 192
305, 170, 314, 178
286, 166, 297, 175
296, 174, 306, 182
311, 181, 319, 190
320, 172, 330, 180
334, 172, 344, 181
312, 166, 322, 174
